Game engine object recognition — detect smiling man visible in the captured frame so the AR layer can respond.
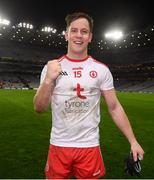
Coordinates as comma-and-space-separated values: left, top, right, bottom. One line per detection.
33, 12, 144, 179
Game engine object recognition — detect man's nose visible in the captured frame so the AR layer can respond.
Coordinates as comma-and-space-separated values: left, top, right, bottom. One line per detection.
76, 31, 82, 37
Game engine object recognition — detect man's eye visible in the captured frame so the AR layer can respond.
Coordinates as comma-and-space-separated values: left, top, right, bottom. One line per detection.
82, 30, 88, 34
71, 29, 76, 32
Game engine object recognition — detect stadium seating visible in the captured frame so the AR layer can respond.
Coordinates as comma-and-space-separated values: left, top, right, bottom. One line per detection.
0, 24, 154, 92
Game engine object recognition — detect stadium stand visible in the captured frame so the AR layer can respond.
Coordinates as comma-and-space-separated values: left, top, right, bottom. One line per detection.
0, 23, 154, 92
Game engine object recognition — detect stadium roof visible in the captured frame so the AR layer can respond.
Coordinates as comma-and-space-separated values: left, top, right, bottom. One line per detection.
0, 0, 153, 37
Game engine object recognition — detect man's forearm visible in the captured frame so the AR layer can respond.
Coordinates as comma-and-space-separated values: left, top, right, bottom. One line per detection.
109, 103, 137, 145
33, 79, 55, 113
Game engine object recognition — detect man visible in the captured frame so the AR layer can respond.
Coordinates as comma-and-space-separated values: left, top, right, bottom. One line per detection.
33, 12, 144, 179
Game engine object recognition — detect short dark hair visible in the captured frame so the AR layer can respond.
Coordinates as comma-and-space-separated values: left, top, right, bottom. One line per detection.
65, 12, 94, 32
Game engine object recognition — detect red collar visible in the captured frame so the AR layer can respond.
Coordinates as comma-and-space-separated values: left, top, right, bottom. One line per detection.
64, 55, 90, 62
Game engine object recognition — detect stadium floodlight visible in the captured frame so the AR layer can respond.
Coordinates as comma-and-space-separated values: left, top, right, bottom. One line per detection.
0, 17, 10, 25
52, 29, 57, 33
104, 30, 123, 41
17, 22, 33, 29
41, 26, 57, 33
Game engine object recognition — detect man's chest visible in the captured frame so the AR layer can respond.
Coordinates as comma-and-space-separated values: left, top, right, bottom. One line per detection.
55, 65, 101, 94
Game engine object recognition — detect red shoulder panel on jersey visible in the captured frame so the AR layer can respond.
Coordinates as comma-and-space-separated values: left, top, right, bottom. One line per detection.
58, 55, 66, 62
91, 56, 108, 68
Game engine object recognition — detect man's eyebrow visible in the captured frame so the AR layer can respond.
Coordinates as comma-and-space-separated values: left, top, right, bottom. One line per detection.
82, 28, 89, 31
71, 27, 89, 30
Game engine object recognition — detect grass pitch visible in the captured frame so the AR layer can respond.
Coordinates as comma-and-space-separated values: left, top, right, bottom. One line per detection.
0, 89, 154, 178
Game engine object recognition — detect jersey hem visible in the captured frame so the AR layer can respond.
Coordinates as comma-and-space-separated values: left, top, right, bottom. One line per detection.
50, 142, 100, 148
102, 87, 114, 91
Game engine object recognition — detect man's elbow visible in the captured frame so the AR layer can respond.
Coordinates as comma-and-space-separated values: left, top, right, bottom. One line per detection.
33, 95, 50, 114
108, 100, 121, 113
34, 104, 46, 114
109, 101, 123, 115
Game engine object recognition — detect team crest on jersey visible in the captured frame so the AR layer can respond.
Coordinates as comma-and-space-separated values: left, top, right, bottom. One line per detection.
60, 71, 68, 76
89, 70, 97, 78
74, 83, 87, 99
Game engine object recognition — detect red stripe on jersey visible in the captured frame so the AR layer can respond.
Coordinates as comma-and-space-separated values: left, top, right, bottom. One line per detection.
58, 55, 65, 62
91, 56, 108, 68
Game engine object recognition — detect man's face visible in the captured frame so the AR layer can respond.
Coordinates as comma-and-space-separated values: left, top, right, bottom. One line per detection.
65, 18, 92, 55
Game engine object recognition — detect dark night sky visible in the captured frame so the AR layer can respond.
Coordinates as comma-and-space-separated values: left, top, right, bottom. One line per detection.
0, 0, 153, 36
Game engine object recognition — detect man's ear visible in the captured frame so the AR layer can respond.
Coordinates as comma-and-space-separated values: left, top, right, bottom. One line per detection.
65, 31, 68, 41
88, 32, 93, 43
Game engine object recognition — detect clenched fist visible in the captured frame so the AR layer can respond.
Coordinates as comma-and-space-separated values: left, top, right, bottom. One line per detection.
45, 60, 62, 83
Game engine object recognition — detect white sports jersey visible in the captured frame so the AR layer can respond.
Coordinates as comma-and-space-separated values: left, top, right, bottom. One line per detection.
40, 55, 114, 147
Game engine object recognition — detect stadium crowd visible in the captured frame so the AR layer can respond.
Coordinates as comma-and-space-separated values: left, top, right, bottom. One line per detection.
0, 21, 154, 92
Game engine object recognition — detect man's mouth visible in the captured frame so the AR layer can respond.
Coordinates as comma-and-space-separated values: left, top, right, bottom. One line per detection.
73, 41, 83, 45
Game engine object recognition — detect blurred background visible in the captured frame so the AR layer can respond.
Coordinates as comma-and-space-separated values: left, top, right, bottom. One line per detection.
0, 0, 154, 179
0, 0, 153, 91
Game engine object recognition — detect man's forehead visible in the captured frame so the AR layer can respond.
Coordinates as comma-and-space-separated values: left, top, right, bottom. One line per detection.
69, 18, 90, 29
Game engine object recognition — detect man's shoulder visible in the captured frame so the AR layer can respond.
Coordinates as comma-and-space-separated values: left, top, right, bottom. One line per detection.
58, 55, 66, 62
89, 56, 109, 69
46, 55, 65, 63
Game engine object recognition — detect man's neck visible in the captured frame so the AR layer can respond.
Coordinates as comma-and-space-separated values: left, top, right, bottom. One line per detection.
66, 53, 88, 60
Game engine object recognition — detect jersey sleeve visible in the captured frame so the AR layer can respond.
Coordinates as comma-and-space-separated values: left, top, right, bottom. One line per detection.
100, 67, 114, 91
40, 65, 47, 84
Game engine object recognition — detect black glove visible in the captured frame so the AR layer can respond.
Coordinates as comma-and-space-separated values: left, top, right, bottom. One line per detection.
125, 152, 141, 176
